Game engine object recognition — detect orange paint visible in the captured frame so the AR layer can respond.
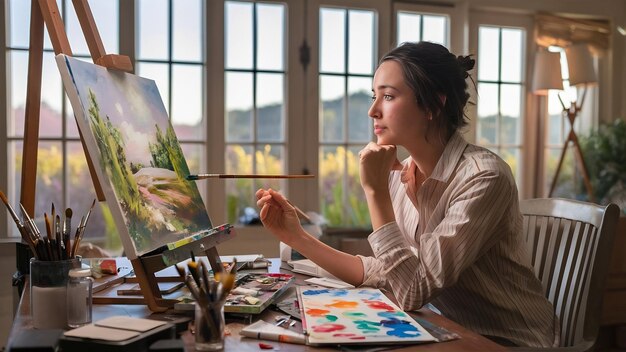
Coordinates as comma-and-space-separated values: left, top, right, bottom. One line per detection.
306, 308, 331, 316
326, 300, 358, 309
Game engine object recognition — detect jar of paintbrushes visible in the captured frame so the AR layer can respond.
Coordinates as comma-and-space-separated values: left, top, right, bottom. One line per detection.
176, 254, 236, 351
0, 191, 96, 329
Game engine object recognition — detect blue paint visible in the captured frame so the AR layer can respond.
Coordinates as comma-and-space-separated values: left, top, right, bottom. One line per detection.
302, 289, 348, 297
379, 317, 422, 338
357, 289, 382, 300
378, 311, 407, 319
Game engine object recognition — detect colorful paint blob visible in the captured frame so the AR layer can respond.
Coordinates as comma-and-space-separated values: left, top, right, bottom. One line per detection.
353, 320, 381, 332
312, 323, 346, 333
363, 299, 395, 311
332, 333, 366, 340
326, 300, 358, 309
380, 318, 422, 338
303, 289, 348, 297
343, 312, 368, 319
306, 308, 330, 316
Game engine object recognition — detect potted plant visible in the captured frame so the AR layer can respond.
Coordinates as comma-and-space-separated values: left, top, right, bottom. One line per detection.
580, 119, 626, 213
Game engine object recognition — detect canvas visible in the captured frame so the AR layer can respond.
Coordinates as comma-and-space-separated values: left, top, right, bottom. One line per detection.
297, 287, 436, 345
56, 54, 212, 259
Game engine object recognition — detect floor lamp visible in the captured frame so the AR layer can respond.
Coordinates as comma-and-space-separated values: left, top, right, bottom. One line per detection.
531, 50, 563, 197
532, 45, 597, 201
550, 44, 597, 201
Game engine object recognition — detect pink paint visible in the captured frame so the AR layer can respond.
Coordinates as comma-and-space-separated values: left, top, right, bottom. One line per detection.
363, 299, 395, 310
313, 323, 346, 333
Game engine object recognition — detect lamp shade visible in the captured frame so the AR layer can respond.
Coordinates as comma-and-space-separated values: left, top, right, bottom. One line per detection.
532, 50, 563, 95
565, 44, 597, 86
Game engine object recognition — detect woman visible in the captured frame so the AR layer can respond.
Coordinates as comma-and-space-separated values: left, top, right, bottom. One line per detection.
256, 42, 558, 347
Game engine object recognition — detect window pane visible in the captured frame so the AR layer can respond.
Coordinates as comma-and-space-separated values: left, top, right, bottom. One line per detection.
347, 77, 371, 142
422, 15, 446, 45
40, 53, 63, 138
67, 0, 119, 56
256, 73, 284, 142
257, 3, 284, 71
500, 84, 521, 144
180, 143, 206, 200
225, 1, 253, 69
501, 148, 520, 180
477, 82, 498, 145
9, 0, 32, 48
255, 144, 284, 183
348, 10, 374, 75
500, 28, 523, 83
320, 8, 345, 73
138, 0, 169, 60
478, 27, 499, 81
397, 12, 421, 45
225, 145, 253, 223
8, 141, 22, 237
66, 142, 114, 249
136, 62, 170, 116
172, 64, 203, 139
35, 142, 64, 221
320, 75, 345, 143
225, 72, 253, 142
319, 146, 345, 225
347, 145, 369, 226
9, 51, 28, 137
173, 0, 202, 62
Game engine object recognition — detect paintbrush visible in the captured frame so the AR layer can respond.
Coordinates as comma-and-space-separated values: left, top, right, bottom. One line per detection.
63, 208, 72, 259
186, 174, 314, 180
71, 215, 85, 258
0, 191, 38, 258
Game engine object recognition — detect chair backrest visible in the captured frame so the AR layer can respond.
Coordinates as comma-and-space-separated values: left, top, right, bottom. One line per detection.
520, 198, 620, 349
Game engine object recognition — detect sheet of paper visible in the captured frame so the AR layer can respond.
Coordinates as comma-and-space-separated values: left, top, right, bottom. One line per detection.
64, 324, 140, 341
298, 287, 436, 345
95, 316, 167, 332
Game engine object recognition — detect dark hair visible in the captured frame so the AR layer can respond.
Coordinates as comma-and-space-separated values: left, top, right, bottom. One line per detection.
379, 41, 475, 139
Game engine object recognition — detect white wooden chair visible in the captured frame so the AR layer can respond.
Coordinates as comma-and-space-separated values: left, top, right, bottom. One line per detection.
520, 198, 620, 351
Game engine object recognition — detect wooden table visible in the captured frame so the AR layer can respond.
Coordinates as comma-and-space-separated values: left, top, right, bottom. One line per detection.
7, 258, 508, 351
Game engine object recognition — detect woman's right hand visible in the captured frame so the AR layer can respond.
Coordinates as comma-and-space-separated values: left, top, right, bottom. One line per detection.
255, 188, 303, 245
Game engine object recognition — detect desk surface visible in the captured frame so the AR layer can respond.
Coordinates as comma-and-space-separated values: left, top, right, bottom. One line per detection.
8, 258, 507, 351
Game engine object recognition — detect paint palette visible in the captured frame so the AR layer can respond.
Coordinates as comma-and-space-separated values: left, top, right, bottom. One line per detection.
297, 287, 436, 345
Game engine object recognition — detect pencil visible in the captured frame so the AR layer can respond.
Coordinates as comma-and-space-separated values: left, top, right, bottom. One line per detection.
186, 174, 315, 180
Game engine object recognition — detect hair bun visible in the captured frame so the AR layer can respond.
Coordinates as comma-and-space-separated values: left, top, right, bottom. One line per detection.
457, 55, 475, 78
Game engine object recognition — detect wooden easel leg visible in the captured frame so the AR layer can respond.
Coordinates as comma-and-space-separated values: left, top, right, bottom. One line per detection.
20, 0, 46, 216
130, 258, 168, 312
548, 139, 570, 198
204, 246, 224, 274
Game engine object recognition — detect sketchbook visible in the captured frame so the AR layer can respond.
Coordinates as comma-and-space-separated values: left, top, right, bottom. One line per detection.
297, 287, 436, 345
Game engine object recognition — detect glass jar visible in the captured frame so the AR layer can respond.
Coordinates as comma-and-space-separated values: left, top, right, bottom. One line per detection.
66, 268, 93, 328
30, 257, 81, 329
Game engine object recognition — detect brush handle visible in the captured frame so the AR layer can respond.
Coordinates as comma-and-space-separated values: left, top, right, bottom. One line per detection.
188, 174, 314, 180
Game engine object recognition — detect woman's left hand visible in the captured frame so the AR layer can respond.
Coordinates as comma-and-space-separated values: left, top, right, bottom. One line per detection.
358, 142, 401, 193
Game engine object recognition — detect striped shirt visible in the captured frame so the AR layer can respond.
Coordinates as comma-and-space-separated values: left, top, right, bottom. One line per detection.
358, 132, 559, 347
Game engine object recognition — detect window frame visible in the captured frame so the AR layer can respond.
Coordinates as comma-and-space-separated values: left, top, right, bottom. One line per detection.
469, 10, 535, 198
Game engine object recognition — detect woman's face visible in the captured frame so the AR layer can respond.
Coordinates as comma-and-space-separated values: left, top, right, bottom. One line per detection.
368, 60, 429, 147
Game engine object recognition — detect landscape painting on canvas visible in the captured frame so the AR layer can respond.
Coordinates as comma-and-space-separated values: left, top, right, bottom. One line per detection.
56, 54, 212, 258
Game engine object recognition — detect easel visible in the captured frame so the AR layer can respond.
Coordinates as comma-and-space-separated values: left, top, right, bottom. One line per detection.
23, 0, 235, 312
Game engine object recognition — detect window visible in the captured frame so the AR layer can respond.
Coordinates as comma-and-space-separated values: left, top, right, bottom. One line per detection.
396, 11, 448, 47
223, 1, 286, 224
476, 25, 525, 181
317, 7, 375, 227
5, 0, 120, 248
